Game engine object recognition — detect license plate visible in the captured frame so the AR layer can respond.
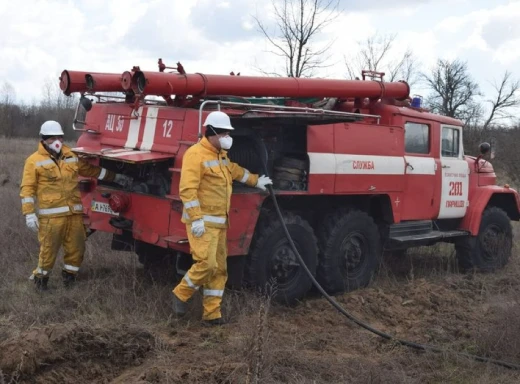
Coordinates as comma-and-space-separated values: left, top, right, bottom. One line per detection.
91, 201, 119, 216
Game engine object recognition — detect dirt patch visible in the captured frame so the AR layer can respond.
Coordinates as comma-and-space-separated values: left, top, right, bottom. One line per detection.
288, 276, 483, 344
0, 322, 154, 383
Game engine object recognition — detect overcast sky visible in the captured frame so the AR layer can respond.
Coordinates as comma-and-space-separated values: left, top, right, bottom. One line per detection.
0, 0, 518, 116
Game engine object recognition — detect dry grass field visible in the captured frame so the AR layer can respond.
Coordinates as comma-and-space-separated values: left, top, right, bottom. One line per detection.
1, 137, 520, 383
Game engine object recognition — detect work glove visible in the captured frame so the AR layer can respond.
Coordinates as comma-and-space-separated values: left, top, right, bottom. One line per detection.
191, 219, 205, 238
255, 175, 273, 191
25, 213, 39, 232
114, 174, 133, 188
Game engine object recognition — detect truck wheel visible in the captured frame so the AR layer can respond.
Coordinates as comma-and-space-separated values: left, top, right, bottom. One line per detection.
455, 207, 512, 272
135, 241, 176, 282
245, 212, 318, 305
317, 210, 381, 294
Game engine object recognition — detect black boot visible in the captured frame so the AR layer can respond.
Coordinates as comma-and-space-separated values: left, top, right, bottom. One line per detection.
202, 317, 227, 326
34, 276, 49, 291
172, 293, 188, 317
62, 270, 76, 288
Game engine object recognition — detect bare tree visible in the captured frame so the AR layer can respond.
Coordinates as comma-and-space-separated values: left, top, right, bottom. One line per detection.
422, 59, 481, 122
345, 32, 420, 86
1, 81, 16, 105
0, 81, 17, 137
483, 71, 520, 129
40, 77, 78, 136
254, 0, 340, 78
41, 77, 77, 110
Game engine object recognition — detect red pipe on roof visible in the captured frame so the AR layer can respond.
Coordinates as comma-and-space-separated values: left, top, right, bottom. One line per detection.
122, 70, 410, 100
59, 70, 125, 95
60, 68, 410, 100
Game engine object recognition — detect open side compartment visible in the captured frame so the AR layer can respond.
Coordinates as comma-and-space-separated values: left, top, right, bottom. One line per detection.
72, 146, 176, 198
229, 115, 314, 193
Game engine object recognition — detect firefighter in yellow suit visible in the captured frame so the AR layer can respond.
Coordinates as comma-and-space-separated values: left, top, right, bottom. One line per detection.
172, 111, 272, 325
20, 120, 132, 291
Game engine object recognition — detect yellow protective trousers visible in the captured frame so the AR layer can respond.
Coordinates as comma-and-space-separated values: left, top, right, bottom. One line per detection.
32, 214, 86, 278
173, 225, 228, 321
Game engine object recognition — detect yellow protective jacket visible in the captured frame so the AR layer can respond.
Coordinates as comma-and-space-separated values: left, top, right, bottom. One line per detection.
20, 142, 116, 217
180, 137, 259, 228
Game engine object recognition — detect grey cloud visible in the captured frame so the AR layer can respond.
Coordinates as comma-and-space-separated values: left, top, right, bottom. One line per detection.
190, 0, 432, 44
337, 0, 431, 10
121, 6, 208, 60
481, 14, 520, 49
190, 0, 259, 42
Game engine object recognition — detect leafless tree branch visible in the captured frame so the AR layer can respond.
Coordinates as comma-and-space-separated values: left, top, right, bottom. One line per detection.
483, 71, 520, 129
344, 32, 421, 86
254, 0, 340, 78
422, 59, 481, 123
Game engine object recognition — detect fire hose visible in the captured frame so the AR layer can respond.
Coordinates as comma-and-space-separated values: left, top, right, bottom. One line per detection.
257, 145, 520, 371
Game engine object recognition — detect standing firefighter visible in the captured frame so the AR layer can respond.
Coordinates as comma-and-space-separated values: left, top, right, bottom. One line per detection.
20, 120, 132, 291
172, 111, 272, 325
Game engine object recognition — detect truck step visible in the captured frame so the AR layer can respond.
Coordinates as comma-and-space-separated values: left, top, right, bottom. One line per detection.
164, 235, 189, 244
178, 140, 197, 146
168, 168, 182, 173
389, 220, 433, 238
389, 230, 469, 243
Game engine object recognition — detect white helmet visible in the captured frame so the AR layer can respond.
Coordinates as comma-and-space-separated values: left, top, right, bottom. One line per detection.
203, 111, 234, 130
40, 120, 64, 136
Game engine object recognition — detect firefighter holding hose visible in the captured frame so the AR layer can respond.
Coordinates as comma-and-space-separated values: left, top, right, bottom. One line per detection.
20, 120, 132, 291
172, 111, 272, 326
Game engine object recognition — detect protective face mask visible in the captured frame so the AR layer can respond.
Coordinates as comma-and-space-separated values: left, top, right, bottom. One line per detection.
219, 135, 233, 150
49, 139, 63, 153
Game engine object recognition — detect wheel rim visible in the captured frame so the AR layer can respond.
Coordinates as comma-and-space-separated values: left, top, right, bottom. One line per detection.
339, 231, 368, 278
269, 239, 300, 288
480, 224, 511, 263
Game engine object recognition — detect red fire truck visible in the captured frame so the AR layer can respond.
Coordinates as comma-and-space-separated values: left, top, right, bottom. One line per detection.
59, 62, 520, 303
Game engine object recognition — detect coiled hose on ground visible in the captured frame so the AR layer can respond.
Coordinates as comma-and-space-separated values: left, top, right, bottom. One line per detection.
257, 144, 520, 370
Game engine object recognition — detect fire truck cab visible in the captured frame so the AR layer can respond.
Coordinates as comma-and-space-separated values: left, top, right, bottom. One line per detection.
60, 63, 520, 304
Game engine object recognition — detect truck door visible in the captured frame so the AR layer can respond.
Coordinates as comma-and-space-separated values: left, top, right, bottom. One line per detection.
437, 125, 469, 219
401, 121, 437, 220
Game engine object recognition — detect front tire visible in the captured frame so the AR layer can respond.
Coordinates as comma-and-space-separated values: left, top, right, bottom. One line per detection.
245, 212, 318, 305
455, 207, 512, 272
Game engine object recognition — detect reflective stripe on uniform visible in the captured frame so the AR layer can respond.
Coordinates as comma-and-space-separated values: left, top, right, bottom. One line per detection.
39, 206, 70, 215
73, 204, 83, 211
203, 215, 226, 224
21, 197, 35, 204
184, 200, 200, 209
184, 275, 200, 290
204, 289, 224, 297
221, 160, 229, 166
64, 264, 79, 272
182, 211, 190, 219
98, 168, 107, 180
203, 160, 220, 168
35, 159, 55, 167
240, 170, 250, 183
37, 267, 49, 275
64, 157, 78, 163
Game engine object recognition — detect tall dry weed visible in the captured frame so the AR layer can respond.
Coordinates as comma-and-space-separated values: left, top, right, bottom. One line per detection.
0, 137, 176, 338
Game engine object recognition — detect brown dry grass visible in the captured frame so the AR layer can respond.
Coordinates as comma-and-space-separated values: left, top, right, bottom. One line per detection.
1, 137, 520, 383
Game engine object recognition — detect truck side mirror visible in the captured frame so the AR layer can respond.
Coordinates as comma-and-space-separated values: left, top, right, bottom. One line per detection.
80, 95, 93, 112
479, 142, 491, 155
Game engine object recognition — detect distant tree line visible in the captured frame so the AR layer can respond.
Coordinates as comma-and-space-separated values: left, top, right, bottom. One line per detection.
0, 79, 78, 139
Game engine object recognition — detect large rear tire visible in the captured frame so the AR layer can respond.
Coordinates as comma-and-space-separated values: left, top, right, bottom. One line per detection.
317, 209, 382, 294
455, 207, 512, 272
245, 212, 318, 305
